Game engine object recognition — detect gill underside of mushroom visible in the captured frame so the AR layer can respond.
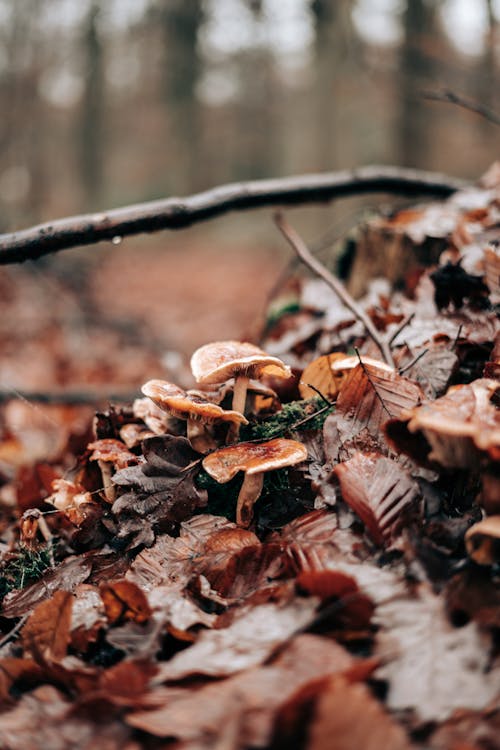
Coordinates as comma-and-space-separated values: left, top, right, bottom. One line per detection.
187, 418, 217, 453
236, 472, 264, 527
228, 374, 249, 443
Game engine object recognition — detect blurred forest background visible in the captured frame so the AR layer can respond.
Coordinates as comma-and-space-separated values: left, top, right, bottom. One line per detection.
0, 0, 498, 381
0, 0, 498, 230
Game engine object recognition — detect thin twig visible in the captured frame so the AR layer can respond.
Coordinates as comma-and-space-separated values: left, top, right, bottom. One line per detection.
399, 348, 429, 375
423, 89, 500, 127
0, 166, 466, 264
275, 213, 395, 368
388, 313, 415, 346
301, 383, 335, 408
0, 614, 29, 650
290, 403, 333, 431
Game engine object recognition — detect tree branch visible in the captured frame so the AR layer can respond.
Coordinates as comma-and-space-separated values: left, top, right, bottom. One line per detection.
0, 166, 466, 265
422, 89, 500, 127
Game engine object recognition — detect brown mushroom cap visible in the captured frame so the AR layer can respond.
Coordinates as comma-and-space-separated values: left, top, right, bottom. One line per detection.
202, 438, 308, 482
190, 341, 291, 385
88, 439, 137, 469
141, 379, 248, 425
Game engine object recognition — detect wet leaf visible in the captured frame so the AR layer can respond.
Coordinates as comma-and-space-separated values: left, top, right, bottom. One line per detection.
100, 580, 152, 625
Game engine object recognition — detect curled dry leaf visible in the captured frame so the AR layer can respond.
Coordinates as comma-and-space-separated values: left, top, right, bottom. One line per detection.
100, 580, 152, 626
333, 452, 421, 546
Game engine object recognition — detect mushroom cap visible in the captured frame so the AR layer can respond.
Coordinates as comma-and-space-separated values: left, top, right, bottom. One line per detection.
88, 439, 137, 469
141, 379, 248, 425
202, 437, 308, 483
190, 341, 291, 385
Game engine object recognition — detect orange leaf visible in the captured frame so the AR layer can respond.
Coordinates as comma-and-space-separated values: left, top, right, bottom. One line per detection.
21, 590, 73, 664
100, 580, 152, 625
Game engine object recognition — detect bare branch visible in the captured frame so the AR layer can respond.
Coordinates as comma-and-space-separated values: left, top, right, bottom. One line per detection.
274, 213, 395, 368
0, 166, 466, 265
423, 89, 500, 127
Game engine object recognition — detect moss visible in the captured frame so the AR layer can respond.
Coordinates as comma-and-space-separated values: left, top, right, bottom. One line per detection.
0, 544, 53, 599
241, 397, 334, 441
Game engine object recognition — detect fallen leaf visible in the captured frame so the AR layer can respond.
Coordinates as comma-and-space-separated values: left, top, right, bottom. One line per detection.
375, 584, 500, 721
100, 580, 152, 625
21, 590, 73, 664
333, 452, 421, 546
153, 599, 318, 682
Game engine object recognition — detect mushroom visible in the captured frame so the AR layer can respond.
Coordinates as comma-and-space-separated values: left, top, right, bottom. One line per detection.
465, 516, 500, 566
141, 379, 248, 453
88, 439, 137, 503
190, 341, 291, 440
202, 438, 308, 527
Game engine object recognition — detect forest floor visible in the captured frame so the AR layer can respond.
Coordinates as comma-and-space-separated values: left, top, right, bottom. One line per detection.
0, 175, 499, 750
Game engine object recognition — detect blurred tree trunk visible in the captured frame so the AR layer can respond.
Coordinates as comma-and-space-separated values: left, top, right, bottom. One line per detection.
79, 1, 104, 207
157, 0, 204, 192
0, 0, 47, 227
478, 0, 498, 134
399, 0, 440, 167
311, 0, 358, 169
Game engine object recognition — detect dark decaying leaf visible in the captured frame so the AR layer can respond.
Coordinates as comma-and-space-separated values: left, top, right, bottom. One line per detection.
430, 262, 490, 310
296, 570, 374, 632
110, 435, 207, 547
333, 452, 421, 546
398, 342, 458, 399
21, 590, 73, 664
324, 363, 425, 461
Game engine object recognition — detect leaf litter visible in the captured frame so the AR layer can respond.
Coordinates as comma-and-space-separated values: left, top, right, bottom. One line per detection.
0, 171, 499, 748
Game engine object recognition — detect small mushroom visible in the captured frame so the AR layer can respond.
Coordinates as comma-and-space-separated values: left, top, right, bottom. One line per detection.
88, 439, 137, 503
465, 516, 500, 566
191, 341, 291, 441
141, 379, 248, 453
202, 438, 308, 527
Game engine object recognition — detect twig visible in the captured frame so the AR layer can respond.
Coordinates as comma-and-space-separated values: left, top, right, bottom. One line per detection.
0, 614, 28, 650
301, 383, 335, 408
422, 89, 500, 127
388, 313, 415, 346
0, 166, 466, 264
399, 348, 429, 375
290, 403, 333, 431
275, 213, 395, 368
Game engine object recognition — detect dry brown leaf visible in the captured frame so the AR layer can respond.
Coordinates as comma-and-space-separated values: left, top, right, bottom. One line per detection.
153, 599, 318, 682
324, 362, 425, 461
128, 634, 354, 745
306, 676, 411, 750
100, 579, 152, 625
21, 590, 73, 664
333, 452, 421, 545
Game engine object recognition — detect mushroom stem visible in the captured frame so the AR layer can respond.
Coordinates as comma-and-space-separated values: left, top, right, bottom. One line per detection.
98, 460, 116, 503
187, 417, 217, 453
228, 374, 249, 443
236, 472, 264, 528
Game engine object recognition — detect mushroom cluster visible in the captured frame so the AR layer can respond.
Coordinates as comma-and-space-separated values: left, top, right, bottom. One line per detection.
140, 340, 308, 527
